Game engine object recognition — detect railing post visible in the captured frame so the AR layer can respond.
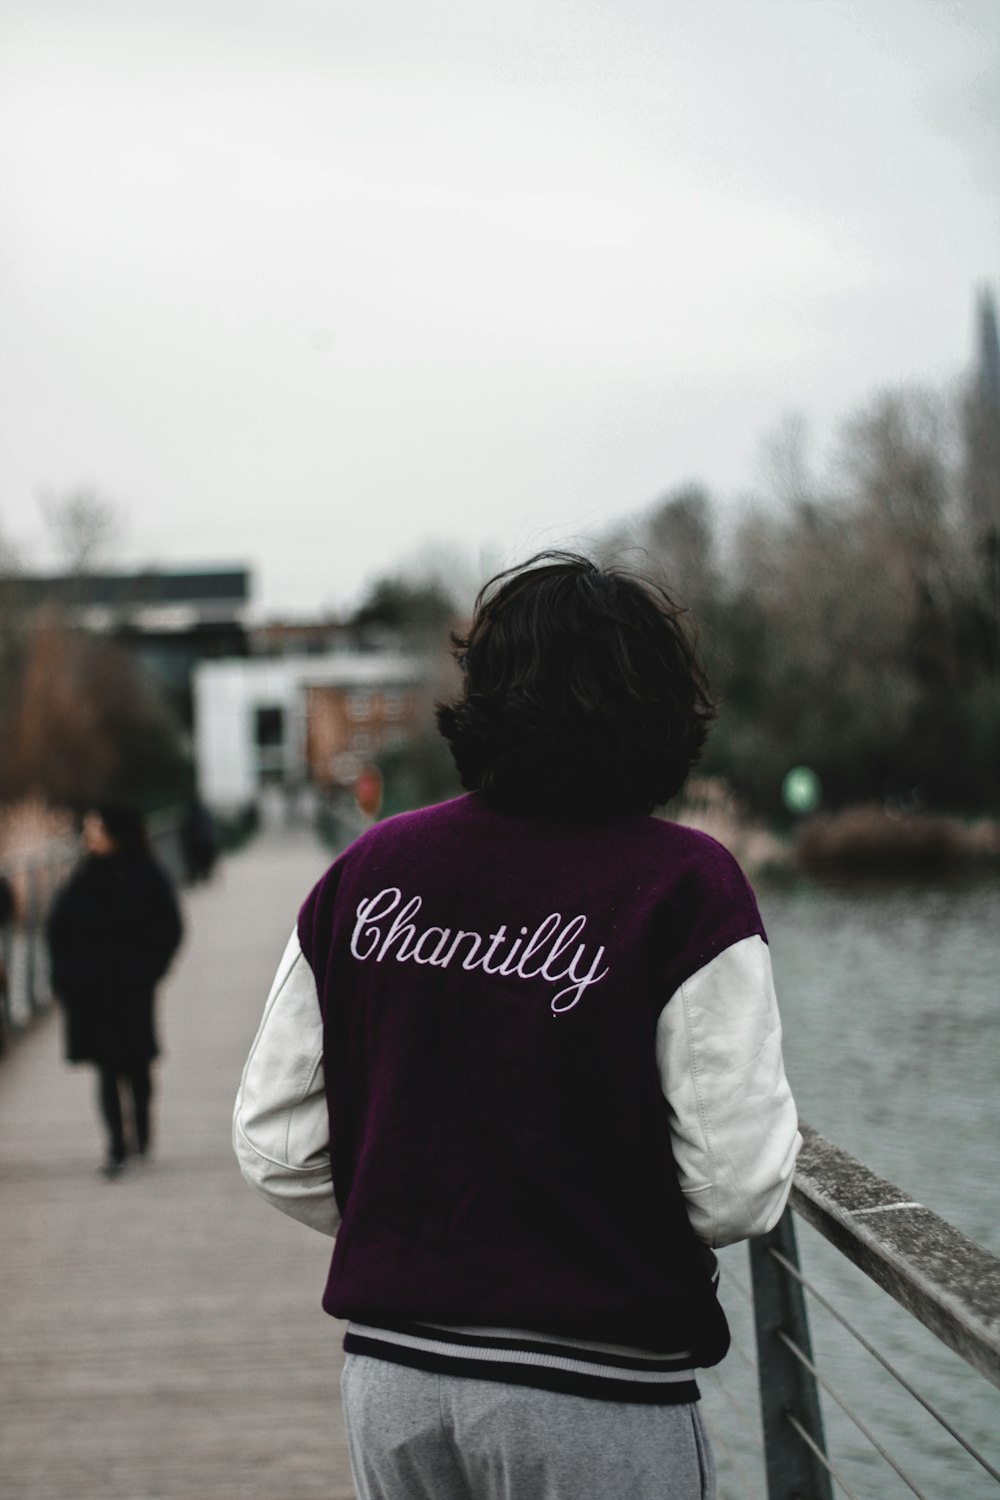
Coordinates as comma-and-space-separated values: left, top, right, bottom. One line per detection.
750, 1210, 834, 1500
0, 915, 11, 1052
24, 866, 39, 1016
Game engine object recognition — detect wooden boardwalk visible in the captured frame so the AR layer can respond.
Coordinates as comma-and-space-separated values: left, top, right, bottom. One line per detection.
0, 832, 357, 1500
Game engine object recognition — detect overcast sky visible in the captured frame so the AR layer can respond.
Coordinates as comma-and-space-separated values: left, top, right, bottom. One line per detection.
1, 0, 998, 614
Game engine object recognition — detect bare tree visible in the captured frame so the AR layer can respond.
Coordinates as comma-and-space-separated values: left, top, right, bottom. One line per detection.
961, 367, 1000, 678
0, 610, 184, 808
834, 387, 957, 603
644, 486, 718, 605
0, 518, 29, 734
39, 485, 122, 576
758, 411, 817, 512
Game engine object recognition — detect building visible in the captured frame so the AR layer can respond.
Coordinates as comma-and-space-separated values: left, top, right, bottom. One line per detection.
0, 567, 251, 723
192, 652, 428, 815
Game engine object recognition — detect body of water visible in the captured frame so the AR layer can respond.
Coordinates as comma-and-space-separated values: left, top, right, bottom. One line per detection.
702, 871, 1000, 1499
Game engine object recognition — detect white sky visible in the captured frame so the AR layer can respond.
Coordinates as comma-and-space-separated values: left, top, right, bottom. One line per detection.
1, 0, 998, 614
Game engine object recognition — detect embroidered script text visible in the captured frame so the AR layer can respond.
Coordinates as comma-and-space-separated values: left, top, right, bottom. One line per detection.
351, 887, 610, 1014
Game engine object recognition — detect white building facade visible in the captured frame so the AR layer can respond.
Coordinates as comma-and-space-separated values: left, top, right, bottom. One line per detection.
193, 653, 427, 814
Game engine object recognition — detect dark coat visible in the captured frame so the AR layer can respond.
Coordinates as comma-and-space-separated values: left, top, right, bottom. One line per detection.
47, 851, 183, 1068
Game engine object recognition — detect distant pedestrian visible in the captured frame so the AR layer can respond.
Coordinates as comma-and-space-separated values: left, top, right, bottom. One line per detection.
180, 794, 219, 884
0, 872, 14, 928
48, 803, 183, 1178
235, 553, 800, 1500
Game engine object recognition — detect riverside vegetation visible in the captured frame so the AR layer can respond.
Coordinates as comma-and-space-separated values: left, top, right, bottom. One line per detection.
0, 371, 997, 870
366, 378, 1000, 871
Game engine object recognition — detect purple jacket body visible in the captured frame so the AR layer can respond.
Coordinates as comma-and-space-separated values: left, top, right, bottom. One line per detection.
296, 794, 774, 1368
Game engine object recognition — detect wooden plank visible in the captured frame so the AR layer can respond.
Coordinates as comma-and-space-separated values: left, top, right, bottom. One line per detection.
0, 832, 355, 1500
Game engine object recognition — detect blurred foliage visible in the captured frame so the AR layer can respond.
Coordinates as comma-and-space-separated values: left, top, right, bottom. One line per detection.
605, 380, 1000, 821
0, 610, 188, 814
378, 725, 463, 819
0, 487, 187, 815
7, 371, 993, 832
350, 572, 458, 647
356, 373, 998, 825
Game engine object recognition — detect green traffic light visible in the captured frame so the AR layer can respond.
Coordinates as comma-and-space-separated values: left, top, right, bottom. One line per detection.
782, 766, 821, 815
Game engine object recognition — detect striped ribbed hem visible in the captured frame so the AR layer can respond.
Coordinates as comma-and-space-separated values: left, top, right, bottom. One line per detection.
343, 1320, 700, 1405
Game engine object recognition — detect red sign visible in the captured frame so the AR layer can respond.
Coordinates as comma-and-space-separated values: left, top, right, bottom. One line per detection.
355, 765, 383, 817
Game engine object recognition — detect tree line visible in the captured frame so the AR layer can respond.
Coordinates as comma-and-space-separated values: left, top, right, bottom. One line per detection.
361, 376, 1000, 824
0, 490, 188, 814
1, 368, 996, 827
600, 381, 999, 821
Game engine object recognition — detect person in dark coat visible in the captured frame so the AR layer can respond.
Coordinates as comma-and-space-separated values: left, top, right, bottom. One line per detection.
180, 795, 219, 884
47, 803, 183, 1177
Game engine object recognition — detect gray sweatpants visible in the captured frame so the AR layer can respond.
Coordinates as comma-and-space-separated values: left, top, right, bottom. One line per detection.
341, 1354, 716, 1500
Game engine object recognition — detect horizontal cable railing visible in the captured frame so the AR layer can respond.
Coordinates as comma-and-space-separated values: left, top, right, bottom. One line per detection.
769, 1244, 1000, 1485
704, 1123, 1000, 1499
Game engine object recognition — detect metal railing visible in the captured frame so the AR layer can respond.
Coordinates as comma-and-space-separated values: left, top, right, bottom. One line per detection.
0, 836, 77, 1049
704, 1123, 1000, 1498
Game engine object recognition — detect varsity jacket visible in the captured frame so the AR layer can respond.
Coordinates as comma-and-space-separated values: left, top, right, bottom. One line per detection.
234, 794, 800, 1404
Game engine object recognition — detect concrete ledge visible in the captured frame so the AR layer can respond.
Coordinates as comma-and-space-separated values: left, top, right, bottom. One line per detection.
792, 1122, 1000, 1390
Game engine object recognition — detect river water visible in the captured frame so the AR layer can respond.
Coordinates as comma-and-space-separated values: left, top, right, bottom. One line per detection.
701, 871, 1000, 1499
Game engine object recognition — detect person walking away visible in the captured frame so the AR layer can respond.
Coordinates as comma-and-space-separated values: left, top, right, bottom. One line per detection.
48, 803, 183, 1178
234, 553, 801, 1500
180, 794, 219, 884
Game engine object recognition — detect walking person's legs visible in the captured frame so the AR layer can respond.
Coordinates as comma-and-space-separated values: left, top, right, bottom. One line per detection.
95, 1065, 126, 1175
128, 1060, 153, 1156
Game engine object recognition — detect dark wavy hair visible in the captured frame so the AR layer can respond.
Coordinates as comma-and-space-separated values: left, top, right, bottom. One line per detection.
436, 552, 715, 817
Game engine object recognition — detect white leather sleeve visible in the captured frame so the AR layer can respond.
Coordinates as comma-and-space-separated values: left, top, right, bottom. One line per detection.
655, 935, 801, 1247
233, 928, 340, 1237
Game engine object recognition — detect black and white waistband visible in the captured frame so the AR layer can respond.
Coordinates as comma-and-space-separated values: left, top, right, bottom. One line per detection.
343, 1320, 700, 1405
